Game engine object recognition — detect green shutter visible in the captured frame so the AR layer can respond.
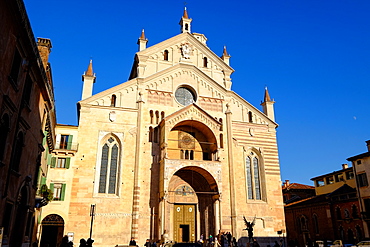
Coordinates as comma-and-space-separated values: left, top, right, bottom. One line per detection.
50, 157, 56, 168
41, 176, 46, 185
44, 146, 49, 160
67, 135, 73, 149
42, 131, 48, 146
46, 152, 52, 164
65, 158, 71, 169
61, 184, 66, 201
49, 183, 54, 192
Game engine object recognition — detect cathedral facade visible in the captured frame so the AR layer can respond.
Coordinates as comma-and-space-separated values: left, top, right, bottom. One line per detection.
47, 9, 285, 247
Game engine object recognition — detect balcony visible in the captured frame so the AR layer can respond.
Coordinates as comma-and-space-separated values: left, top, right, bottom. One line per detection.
53, 142, 78, 155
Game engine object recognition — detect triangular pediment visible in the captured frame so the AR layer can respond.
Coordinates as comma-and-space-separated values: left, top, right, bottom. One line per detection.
162, 103, 221, 132
138, 32, 233, 71
131, 32, 234, 90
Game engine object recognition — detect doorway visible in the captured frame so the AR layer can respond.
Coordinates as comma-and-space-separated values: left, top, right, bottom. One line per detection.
174, 204, 195, 242
40, 214, 64, 247
180, 225, 190, 242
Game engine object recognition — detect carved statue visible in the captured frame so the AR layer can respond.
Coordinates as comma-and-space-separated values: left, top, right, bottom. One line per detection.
181, 44, 191, 59
243, 216, 256, 242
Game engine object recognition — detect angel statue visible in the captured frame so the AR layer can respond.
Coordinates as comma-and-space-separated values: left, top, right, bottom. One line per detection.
243, 216, 256, 243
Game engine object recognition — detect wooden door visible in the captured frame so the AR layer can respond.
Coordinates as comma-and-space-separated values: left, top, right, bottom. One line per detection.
174, 204, 196, 242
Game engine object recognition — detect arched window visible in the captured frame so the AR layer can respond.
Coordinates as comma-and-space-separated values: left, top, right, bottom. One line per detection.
155, 111, 159, 124
356, 225, 362, 241
9, 48, 22, 85
245, 152, 262, 200
111, 94, 117, 107
253, 157, 261, 200
220, 134, 224, 148
98, 136, 120, 194
161, 111, 165, 120
0, 114, 10, 162
219, 118, 223, 131
348, 229, 354, 243
185, 24, 189, 31
203, 57, 208, 67
150, 110, 154, 124
300, 216, 308, 231
339, 226, 344, 241
248, 111, 253, 123
11, 131, 24, 172
149, 127, 153, 142
336, 207, 342, 220
352, 205, 359, 218
246, 156, 253, 199
154, 127, 158, 143
190, 150, 194, 160
313, 214, 319, 234
22, 74, 33, 105
164, 50, 169, 61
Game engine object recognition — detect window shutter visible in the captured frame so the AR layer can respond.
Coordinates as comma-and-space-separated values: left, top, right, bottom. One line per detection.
46, 152, 51, 164
61, 184, 66, 201
41, 176, 46, 185
42, 131, 48, 146
50, 183, 54, 192
65, 158, 71, 169
50, 157, 56, 168
67, 135, 73, 149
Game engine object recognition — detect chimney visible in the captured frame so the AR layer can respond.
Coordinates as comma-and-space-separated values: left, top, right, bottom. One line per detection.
366, 140, 370, 151
283, 180, 290, 188
342, 164, 349, 169
37, 38, 52, 69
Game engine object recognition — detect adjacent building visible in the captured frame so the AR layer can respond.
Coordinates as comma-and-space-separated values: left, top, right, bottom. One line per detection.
284, 165, 363, 247
0, 0, 56, 246
38, 124, 78, 247
347, 140, 370, 239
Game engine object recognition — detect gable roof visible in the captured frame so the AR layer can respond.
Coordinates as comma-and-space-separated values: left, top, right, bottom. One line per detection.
162, 103, 222, 128
134, 32, 234, 74
285, 184, 357, 208
282, 183, 315, 191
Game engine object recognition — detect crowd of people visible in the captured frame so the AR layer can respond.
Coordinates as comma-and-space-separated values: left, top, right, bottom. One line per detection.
59, 235, 94, 247
197, 232, 241, 247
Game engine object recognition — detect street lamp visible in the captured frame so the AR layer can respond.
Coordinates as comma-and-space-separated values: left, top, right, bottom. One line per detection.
90, 204, 96, 239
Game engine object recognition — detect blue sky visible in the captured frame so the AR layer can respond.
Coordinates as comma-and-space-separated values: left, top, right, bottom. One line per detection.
24, 0, 370, 185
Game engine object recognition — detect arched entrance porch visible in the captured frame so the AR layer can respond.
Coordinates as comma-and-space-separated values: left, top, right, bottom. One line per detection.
163, 166, 220, 243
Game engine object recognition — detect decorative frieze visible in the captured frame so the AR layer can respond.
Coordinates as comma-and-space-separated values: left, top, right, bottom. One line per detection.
148, 90, 173, 106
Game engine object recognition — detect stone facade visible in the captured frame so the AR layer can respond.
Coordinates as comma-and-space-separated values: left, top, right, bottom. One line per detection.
43, 9, 285, 247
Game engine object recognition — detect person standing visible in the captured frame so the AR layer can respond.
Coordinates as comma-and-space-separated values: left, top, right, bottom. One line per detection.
144, 239, 151, 247
232, 238, 237, 247
79, 239, 86, 247
130, 238, 137, 246
227, 233, 232, 247
86, 238, 94, 247
252, 239, 260, 247
209, 235, 214, 247
60, 236, 69, 247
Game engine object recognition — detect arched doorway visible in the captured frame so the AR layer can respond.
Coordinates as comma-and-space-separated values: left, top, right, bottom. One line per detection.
167, 166, 219, 243
10, 185, 29, 246
40, 214, 64, 247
